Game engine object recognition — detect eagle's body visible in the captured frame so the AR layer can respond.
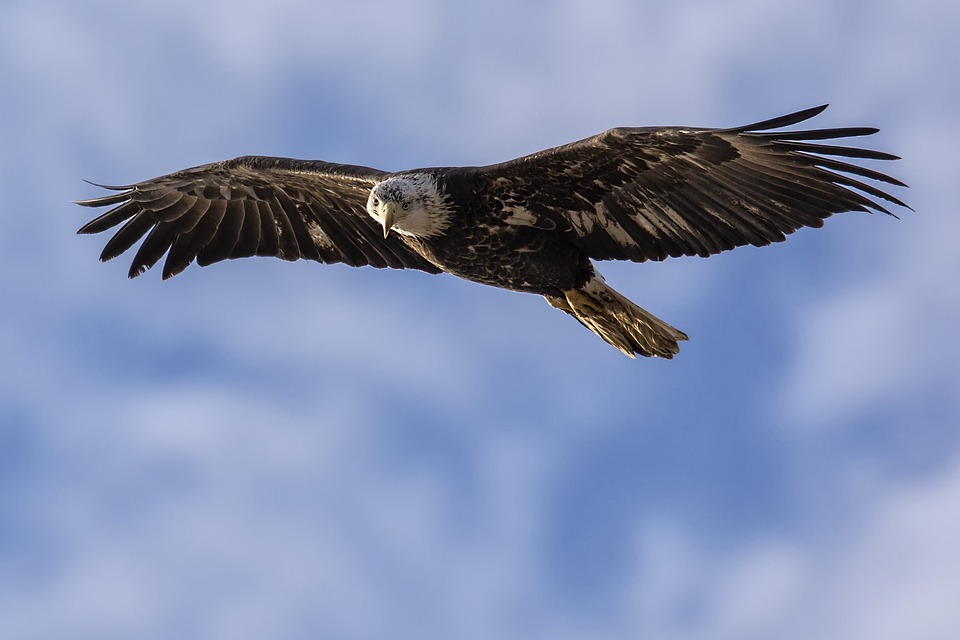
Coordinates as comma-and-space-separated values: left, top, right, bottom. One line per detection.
77, 106, 908, 358
389, 170, 591, 294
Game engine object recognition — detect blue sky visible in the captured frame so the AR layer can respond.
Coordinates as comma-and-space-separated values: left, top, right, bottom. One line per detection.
1, 0, 958, 638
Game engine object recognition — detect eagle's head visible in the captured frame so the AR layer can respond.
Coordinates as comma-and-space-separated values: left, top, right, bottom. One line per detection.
367, 173, 452, 239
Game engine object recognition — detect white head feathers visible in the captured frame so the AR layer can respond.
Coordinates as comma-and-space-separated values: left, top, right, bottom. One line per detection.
367, 173, 453, 239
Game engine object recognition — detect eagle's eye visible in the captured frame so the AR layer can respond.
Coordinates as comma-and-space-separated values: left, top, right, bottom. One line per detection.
372, 196, 380, 206
402, 203, 409, 211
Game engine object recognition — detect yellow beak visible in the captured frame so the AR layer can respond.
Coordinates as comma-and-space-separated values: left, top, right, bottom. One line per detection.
382, 201, 397, 239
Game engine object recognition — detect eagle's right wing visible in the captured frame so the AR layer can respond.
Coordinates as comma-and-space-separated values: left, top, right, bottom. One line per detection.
76, 156, 442, 279
476, 105, 909, 263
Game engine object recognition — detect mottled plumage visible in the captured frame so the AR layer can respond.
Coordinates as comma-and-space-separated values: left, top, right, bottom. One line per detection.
76, 105, 908, 358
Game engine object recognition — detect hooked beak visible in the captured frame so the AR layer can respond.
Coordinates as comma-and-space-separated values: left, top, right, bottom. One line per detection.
381, 201, 397, 239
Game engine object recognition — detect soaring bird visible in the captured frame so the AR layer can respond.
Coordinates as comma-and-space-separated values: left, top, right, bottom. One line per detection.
76, 105, 908, 358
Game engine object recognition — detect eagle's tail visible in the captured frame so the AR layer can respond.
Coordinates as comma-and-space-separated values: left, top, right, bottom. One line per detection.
545, 273, 688, 359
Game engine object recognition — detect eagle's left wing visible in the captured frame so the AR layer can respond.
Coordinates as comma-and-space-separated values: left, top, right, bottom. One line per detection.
76, 156, 442, 279
476, 105, 909, 262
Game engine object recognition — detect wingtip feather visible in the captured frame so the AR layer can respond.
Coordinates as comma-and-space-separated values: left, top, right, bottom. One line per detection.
82, 179, 133, 190
733, 104, 830, 133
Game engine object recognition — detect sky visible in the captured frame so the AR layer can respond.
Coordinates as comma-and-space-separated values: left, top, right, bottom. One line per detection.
1, 0, 958, 638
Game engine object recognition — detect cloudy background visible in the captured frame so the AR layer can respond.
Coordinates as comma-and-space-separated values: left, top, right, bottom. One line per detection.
1, 0, 958, 638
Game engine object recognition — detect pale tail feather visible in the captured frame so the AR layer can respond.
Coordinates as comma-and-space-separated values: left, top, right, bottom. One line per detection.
545, 275, 688, 358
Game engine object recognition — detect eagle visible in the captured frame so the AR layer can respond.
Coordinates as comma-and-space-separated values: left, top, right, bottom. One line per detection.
76, 105, 908, 358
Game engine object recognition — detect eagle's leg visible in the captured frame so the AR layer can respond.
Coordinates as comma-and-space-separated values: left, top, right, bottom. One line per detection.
544, 272, 688, 359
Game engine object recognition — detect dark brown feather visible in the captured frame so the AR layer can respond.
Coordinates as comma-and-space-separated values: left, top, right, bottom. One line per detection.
474, 105, 909, 263
76, 156, 443, 277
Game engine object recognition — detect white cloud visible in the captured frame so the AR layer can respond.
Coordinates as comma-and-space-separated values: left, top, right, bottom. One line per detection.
615, 451, 960, 640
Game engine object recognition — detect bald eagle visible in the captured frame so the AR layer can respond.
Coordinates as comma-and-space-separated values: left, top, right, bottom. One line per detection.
76, 105, 908, 358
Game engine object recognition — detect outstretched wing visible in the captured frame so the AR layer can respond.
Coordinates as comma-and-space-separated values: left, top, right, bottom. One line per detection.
76, 156, 442, 279
477, 105, 909, 262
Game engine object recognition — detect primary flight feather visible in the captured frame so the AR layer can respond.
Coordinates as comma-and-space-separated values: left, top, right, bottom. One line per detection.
76, 105, 909, 358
